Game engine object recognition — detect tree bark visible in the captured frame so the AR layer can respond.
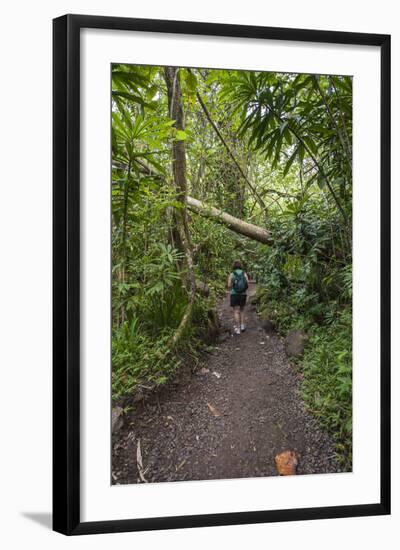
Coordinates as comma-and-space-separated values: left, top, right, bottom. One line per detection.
187, 196, 272, 244
164, 66, 196, 348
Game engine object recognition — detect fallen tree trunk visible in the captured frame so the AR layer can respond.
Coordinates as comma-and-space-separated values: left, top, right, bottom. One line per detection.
113, 160, 271, 245
187, 196, 272, 244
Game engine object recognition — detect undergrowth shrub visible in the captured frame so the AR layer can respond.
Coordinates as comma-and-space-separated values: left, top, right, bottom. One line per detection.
112, 319, 177, 402
301, 308, 352, 470
112, 243, 219, 403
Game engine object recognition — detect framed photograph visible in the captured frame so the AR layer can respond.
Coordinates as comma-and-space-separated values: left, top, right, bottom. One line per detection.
53, 14, 390, 535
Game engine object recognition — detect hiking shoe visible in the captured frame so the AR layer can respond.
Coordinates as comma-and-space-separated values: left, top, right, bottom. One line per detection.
240, 324, 246, 332
234, 327, 241, 335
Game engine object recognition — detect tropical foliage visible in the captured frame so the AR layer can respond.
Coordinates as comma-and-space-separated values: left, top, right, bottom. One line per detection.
111, 64, 352, 466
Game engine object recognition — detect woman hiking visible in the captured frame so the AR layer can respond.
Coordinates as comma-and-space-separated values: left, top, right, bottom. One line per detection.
228, 260, 249, 335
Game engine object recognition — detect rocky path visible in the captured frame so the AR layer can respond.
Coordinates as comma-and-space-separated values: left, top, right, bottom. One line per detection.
112, 284, 342, 484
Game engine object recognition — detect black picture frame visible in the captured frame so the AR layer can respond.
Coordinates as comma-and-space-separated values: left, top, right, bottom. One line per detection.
53, 14, 391, 535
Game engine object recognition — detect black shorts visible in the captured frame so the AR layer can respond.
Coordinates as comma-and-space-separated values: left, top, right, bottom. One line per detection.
230, 293, 247, 308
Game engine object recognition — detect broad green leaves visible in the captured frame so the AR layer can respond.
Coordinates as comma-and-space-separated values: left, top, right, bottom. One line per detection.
220, 70, 352, 223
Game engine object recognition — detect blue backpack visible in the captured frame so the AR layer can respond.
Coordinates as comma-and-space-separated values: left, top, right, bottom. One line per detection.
232, 269, 248, 293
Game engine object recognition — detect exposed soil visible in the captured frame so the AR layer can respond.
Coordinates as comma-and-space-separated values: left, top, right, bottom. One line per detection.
112, 283, 343, 484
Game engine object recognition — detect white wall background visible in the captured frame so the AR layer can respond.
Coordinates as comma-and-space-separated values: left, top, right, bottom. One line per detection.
0, 0, 398, 547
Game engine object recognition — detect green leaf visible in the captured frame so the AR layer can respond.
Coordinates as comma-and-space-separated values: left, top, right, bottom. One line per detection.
280, 120, 289, 134
112, 91, 156, 110
186, 71, 198, 93
175, 130, 188, 141
283, 145, 299, 177
317, 173, 326, 189
303, 135, 318, 155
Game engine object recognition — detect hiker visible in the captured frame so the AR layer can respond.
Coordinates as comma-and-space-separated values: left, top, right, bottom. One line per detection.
228, 260, 249, 335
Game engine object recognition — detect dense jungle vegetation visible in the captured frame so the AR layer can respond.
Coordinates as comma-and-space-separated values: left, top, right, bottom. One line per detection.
111, 64, 352, 467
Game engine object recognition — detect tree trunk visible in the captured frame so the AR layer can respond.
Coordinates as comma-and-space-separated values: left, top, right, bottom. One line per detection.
164, 66, 196, 347
187, 196, 272, 244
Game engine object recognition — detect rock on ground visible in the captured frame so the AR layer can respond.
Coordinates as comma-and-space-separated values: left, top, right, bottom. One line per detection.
112, 406, 124, 434
285, 329, 308, 358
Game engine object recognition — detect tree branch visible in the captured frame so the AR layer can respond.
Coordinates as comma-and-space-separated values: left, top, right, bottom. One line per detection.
189, 69, 266, 210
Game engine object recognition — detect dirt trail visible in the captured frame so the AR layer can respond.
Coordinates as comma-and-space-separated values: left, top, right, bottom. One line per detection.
112, 283, 342, 484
